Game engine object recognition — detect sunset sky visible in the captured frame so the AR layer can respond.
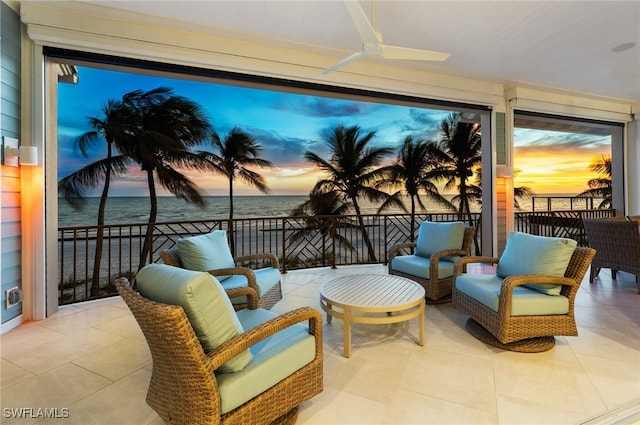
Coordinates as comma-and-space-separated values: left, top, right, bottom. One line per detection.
58, 66, 610, 197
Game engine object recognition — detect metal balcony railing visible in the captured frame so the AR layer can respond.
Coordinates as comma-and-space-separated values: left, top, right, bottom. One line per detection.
57, 208, 615, 305
58, 212, 480, 305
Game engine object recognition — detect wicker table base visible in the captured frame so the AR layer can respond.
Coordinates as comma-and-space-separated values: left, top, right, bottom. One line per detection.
465, 318, 555, 353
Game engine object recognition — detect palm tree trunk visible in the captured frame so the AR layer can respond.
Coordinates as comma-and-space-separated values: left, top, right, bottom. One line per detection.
90, 143, 112, 297
139, 169, 157, 271
351, 199, 377, 262
228, 177, 235, 256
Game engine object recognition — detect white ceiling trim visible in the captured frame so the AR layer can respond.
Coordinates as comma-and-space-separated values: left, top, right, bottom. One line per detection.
506, 88, 633, 124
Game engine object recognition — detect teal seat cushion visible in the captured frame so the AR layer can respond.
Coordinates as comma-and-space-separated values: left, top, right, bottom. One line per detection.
135, 263, 252, 373
176, 230, 235, 281
496, 232, 577, 295
455, 273, 569, 316
222, 267, 281, 304
391, 255, 455, 279
415, 221, 465, 259
217, 308, 316, 414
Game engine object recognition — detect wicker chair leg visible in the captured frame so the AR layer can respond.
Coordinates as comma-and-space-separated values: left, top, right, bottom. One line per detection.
590, 266, 599, 283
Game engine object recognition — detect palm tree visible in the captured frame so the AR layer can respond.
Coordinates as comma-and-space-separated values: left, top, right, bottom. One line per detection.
577, 154, 612, 208
377, 136, 455, 241
58, 100, 133, 296
199, 127, 273, 254
426, 113, 482, 226
115, 88, 215, 270
305, 125, 395, 262
289, 187, 356, 267
513, 169, 536, 210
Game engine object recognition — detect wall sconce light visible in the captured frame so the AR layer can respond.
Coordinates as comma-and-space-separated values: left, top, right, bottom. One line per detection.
2, 137, 38, 166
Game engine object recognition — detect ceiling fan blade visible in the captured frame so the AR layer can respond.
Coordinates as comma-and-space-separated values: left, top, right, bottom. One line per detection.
343, 0, 379, 45
379, 44, 450, 61
323, 51, 367, 74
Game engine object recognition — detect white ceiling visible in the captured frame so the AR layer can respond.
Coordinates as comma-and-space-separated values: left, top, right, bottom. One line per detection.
77, 1, 640, 103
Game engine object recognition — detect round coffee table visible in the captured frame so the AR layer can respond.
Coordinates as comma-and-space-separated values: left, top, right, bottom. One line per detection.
319, 274, 425, 357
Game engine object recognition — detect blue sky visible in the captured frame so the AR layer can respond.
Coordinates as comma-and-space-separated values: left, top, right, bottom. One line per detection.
58, 65, 610, 196
58, 65, 453, 196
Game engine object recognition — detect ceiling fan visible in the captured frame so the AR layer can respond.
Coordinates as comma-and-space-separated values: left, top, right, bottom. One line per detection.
323, 0, 450, 74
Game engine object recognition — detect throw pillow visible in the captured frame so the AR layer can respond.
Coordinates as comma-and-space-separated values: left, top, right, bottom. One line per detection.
177, 230, 235, 280
496, 232, 577, 295
415, 221, 466, 259
136, 263, 252, 373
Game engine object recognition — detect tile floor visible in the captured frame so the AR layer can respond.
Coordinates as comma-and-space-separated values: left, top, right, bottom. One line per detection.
1, 265, 639, 425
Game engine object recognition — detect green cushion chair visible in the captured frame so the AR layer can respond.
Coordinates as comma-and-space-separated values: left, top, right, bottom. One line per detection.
388, 221, 476, 303
452, 232, 596, 352
160, 230, 282, 310
116, 263, 323, 425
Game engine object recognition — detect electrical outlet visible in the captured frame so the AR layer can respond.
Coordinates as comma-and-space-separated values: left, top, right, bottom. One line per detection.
6, 286, 23, 308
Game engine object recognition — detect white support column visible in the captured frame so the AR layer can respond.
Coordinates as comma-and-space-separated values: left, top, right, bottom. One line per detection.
20, 34, 48, 320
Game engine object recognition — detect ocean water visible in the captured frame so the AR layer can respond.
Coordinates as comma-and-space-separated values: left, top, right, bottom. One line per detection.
58, 195, 458, 227
57, 193, 599, 228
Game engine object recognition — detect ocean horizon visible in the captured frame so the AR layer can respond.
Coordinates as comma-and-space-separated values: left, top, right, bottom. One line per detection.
57, 193, 598, 228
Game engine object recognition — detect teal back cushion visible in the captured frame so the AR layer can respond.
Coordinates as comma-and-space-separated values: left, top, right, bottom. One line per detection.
496, 232, 577, 295
177, 230, 235, 280
415, 221, 466, 259
136, 263, 252, 373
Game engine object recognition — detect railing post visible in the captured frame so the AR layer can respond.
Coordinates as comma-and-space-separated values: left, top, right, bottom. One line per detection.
331, 216, 337, 269
281, 218, 288, 273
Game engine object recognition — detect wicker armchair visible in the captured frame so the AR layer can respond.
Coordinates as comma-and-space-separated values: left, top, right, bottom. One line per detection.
583, 217, 640, 293
452, 242, 596, 353
116, 277, 323, 425
160, 246, 283, 310
389, 225, 476, 303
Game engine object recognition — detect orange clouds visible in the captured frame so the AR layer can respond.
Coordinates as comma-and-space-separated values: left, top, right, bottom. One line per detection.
514, 146, 609, 194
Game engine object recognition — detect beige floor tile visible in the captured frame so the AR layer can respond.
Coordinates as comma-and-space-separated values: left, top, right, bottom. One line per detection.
496, 393, 589, 424
398, 347, 497, 413
1, 324, 65, 355
324, 345, 411, 403
38, 305, 130, 335
1, 358, 35, 389
568, 327, 640, 362
1, 363, 111, 425
72, 337, 151, 381
60, 369, 158, 425
297, 386, 388, 425
382, 388, 497, 424
93, 314, 145, 339
4, 328, 124, 375
493, 354, 607, 417
574, 352, 640, 408
422, 316, 494, 360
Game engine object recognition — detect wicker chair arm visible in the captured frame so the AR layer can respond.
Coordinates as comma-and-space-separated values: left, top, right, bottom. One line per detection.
453, 256, 499, 275
207, 267, 258, 291
235, 253, 280, 269
388, 242, 416, 260
207, 307, 322, 370
431, 248, 469, 263
498, 275, 578, 313
224, 287, 259, 310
